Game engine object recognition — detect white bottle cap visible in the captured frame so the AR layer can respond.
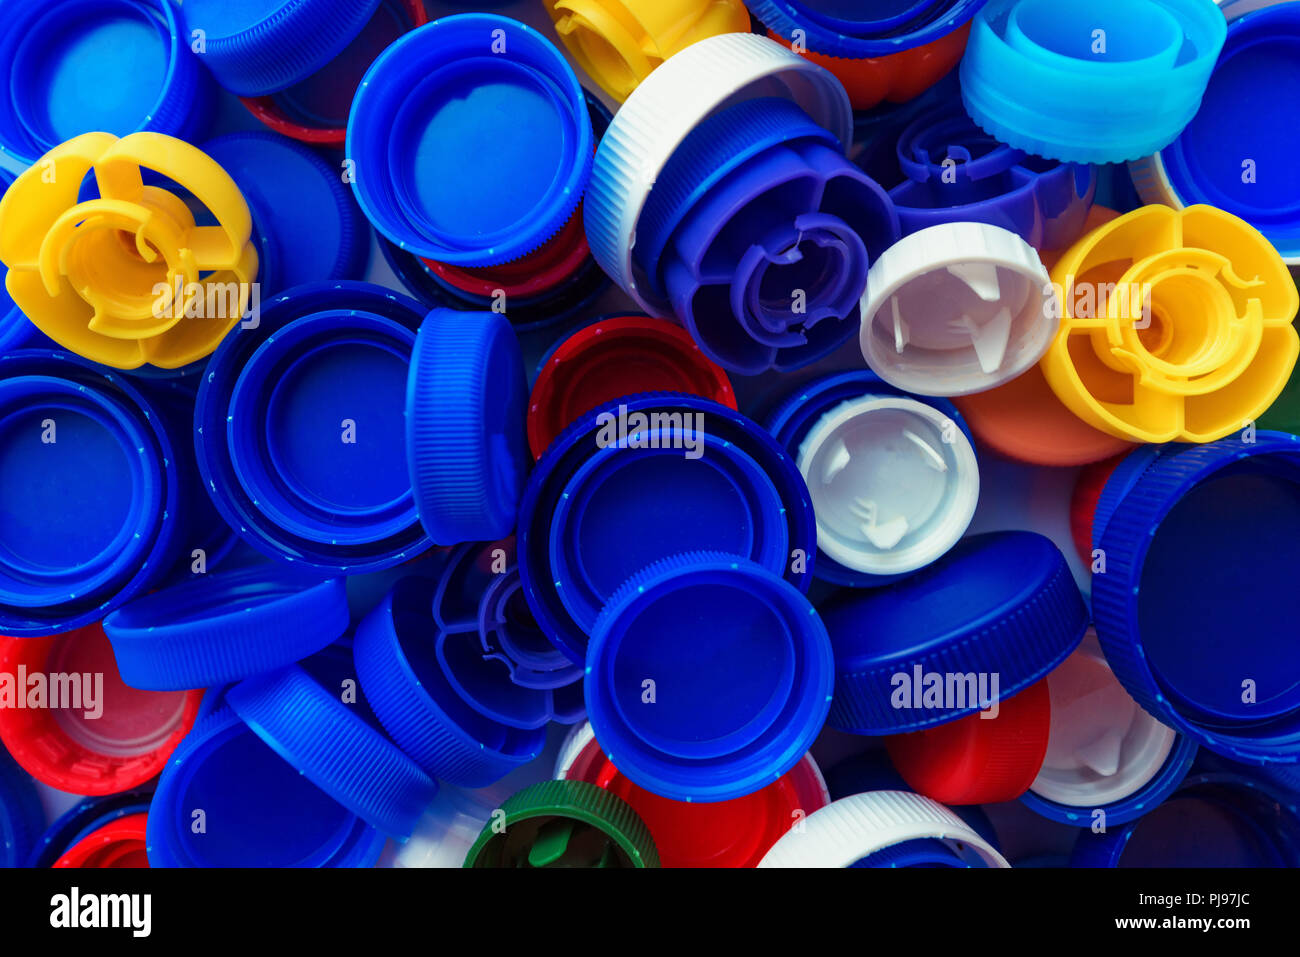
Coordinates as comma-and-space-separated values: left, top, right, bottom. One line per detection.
795, 395, 979, 575
1029, 630, 1177, 808
859, 222, 1059, 396
584, 31, 852, 317
758, 790, 1009, 868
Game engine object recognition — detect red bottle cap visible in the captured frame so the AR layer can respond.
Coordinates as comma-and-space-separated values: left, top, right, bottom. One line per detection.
884, 677, 1052, 805
53, 812, 150, 868
0, 626, 201, 795
558, 724, 828, 867
527, 315, 736, 459
1069, 453, 1128, 565
423, 207, 591, 299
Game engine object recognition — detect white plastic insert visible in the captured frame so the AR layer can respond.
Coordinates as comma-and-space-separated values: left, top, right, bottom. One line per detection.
1030, 630, 1177, 808
860, 222, 1059, 396
796, 395, 979, 575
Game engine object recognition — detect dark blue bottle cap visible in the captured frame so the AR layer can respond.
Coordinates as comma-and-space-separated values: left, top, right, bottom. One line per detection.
347, 14, 593, 266
820, 530, 1089, 734
195, 281, 432, 573
764, 370, 978, 588
1092, 432, 1300, 764
0, 747, 43, 868
28, 790, 152, 869
147, 705, 385, 867
0, 0, 210, 168
200, 131, 369, 296
103, 565, 349, 691
353, 577, 547, 787
850, 838, 976, 867
748, 0, 988, 59
225, 648, 438, 840
518, 393, 817, 665
179, 0, 382, 97
0, 350, 184, 636
406, 308, 529, 546
585, 551, 833, 803
1069, 769, 1300, 867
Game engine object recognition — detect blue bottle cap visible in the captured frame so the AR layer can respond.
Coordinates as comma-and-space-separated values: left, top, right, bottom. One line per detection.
851, 66, 962, 184
1092, 432, 1300, 764
225, 645, 438, 840
851, 838, 978, 867
406, 308, 529, 546
585, 551, 833, 803
764, 370, 979, 588
1069, 769, 1300, 866
961, 0, 1227, 164
353, 577, 548, 787
178, 0, 382, 97
103, 565, 349, 691
748, 0, 989, 59
890, 104, 1096, 250
518, 393, 817, 665
195, 281, 432, 573
1138, 4, 1300, 263
27, 790, 152, 869
200, 131, 369, 296
347, 14, 594, 266
0, 350, 184, 636
820, 530, 1089, 734
0, 747, 43, 868
0, 0, 211, 168
147, 704, 385, 867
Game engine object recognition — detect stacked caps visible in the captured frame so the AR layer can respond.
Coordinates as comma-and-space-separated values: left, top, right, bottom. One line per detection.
0, 0, 1298, 876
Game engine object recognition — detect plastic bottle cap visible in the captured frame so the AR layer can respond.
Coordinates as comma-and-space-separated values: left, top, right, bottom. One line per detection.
0, 748, 43, 868
748, 0, 989, 59
821, 530, 1088, 734
1092, 432, 1300, 763
354, 577, 547, 788
543, 0, 752, 102
103, 565, 348, 691
556, 720, 830, 867
795, 394, 979, 576
1070, 769, 1300, 866
195, 281, 431, 572
406, 308, 529, 546
1042, 205, 1300, 444
527, 315, 736, 459
1066, 455, 1126, 564
518, 394, 816, 665
347, 15, 593, 266
0, 170, 38, 353
585, 31, 853, 319
53, 813, 149, 868
147, 703, 385, 867
24, 790, 152, 869
584, 551, 833, 803
0, 0, 208, 168
464, 779, 660, 868
765, 23, 970, 113
961, 0, 1227, 164
1021, 630, 1197, 826
0, 132, 258, 370
0, 351, 183, 636
0, 627, 201, 795
238, 0, 428, 145
178, 0, 381, 97
889, 105, 1096, 251
758, 790, 1010, 867
225, 646, 438, 839
860, 221, 1059, 396
886, 676, 1051, 804
1130, 5, 1300, 264
200, 131, 369, 296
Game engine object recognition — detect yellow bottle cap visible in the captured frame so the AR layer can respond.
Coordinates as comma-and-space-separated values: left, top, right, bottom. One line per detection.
1041, 204, 1299, 444
0, 132, 258, 370
544, 0, 751, 102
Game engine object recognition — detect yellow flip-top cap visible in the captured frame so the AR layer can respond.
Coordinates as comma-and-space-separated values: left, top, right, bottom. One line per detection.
0, 132, 258, 370
544, 0, 751, 102
1041, 204, 1300, 444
